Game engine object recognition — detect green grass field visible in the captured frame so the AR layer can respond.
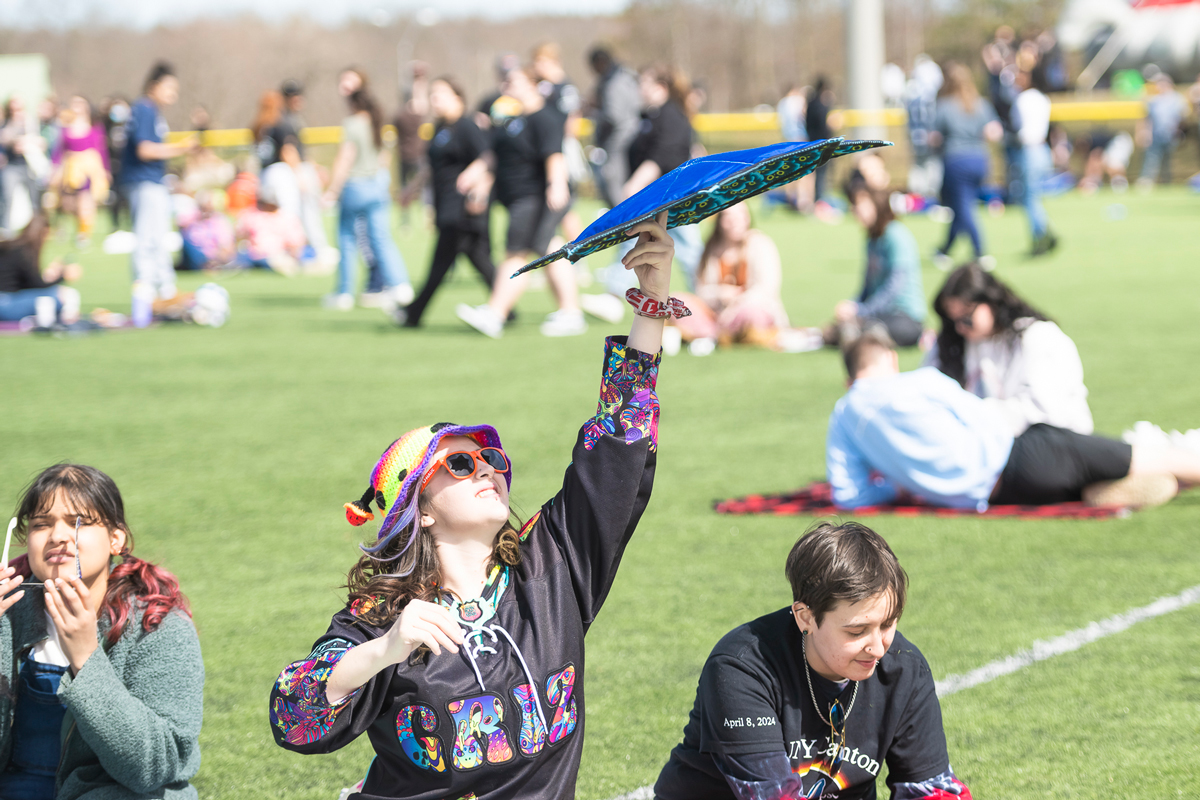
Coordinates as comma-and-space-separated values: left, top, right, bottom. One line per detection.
3, 187, 1199, 799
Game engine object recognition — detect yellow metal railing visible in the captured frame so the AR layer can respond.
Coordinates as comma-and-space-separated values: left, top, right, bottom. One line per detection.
166, 100, 1149, 147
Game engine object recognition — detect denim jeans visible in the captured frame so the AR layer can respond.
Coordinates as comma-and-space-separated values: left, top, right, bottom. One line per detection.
0, 287, 59, 322
1139, 140, 1175, 183
0, 652, 68, 800
336, 170, 407, 296
940, 151, 989, 257
1020, 144, 1051, 239
129, 180, 176, 297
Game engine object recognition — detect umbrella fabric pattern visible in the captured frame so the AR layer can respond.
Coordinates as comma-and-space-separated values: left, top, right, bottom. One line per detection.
514, 137, 890, 276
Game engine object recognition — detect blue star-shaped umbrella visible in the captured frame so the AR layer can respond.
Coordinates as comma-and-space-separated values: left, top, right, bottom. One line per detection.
513, 137, 891, 276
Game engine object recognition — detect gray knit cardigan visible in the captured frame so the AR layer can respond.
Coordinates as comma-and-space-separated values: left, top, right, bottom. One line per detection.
0, 588, 204, 799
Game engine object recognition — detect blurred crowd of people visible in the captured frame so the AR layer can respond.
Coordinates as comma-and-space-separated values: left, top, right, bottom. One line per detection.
3, 25, 1199, 340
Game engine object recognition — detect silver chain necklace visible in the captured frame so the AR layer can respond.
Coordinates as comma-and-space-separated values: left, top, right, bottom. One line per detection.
801, 631, 858, 726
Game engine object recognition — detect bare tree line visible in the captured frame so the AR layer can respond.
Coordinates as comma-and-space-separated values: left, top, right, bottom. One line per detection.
0, 0, 1064, 129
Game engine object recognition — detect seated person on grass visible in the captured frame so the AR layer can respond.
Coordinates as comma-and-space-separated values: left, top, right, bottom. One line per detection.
827, 330, 1200, 511
234, 182, 310, 275
822, 184, 926, 349
655, 521, 972, 800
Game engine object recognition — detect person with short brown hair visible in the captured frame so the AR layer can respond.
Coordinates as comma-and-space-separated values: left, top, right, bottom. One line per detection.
828, 331, 1200, 511
654, 521, 971, 800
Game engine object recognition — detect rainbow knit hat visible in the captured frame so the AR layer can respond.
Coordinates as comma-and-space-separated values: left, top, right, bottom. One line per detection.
345, 422, 507, 560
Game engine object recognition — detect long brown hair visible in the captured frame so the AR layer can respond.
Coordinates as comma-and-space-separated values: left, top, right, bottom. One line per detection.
941, 62, 980, 113
849, 185, 895, 240
0, 214, 50, 269
641, 63, 691, 112
346, 501, 522, 631
697, 204, 754, 285
12, 464, 191, 646
250, 90, 284, 142
349, 89, 384, 150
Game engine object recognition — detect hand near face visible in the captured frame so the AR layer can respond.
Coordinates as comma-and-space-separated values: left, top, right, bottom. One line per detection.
384, 598, 465, 663
0, 566, 25, 617
44, 575, 100, 674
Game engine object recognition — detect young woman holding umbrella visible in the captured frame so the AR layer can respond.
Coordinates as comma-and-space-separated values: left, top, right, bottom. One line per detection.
271, 213, 678, 799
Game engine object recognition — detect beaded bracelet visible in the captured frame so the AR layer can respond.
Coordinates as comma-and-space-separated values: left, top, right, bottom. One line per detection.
625, 288, 692, 319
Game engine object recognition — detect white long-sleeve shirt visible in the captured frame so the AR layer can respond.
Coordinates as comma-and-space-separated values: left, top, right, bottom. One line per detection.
962, 318, 1094, 436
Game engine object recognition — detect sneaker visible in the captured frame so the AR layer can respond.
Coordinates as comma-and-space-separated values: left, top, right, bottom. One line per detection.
540, 309, 587, 337
931, 251, 953, 272
1082, 474, 1178, 509
456, 303, 503, 339
391, 283, 415, 306
977, 254, 997, 272
322, 293, 354, 311
391, 305, 409, 326
688, 337, 716, 357
579, 292, 626, 324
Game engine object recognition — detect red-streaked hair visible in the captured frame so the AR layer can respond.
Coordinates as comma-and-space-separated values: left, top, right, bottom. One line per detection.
11, 463, 192, 645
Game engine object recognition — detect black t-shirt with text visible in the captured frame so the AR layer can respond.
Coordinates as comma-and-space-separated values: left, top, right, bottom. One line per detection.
427, 115, 490, 231
490, 105, 564, 206
628, 101, 693, 177
655, 608, 949, 800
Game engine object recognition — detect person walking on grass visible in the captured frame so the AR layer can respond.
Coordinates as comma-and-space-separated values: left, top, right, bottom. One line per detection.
271, 214, 676, 799
397, 77, 497, 328
1012, 63, 1057, 257
0, 464, 203, 800
322, 83, 413, 313
455, 66, 585, 339
930, 63, 1002, 271
120, 62, 198, 316
655, 521, 974, 800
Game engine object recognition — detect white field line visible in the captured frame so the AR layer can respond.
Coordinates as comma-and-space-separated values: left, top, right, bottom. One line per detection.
606, 583, 1200, 800
934, 583, 1200, 696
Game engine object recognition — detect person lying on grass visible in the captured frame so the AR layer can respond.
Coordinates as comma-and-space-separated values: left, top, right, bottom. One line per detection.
655, 521, 972, 800
0, 463, 203, 800
828, 329, 1200, 511
269, 212, 675, 799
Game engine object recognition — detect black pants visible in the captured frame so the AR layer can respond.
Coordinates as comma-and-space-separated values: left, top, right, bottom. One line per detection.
405, 225, 495, 325
993, 423, 1132, 505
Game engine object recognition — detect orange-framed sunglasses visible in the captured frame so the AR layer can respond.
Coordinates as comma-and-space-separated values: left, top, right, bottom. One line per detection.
420, 447, 510, 492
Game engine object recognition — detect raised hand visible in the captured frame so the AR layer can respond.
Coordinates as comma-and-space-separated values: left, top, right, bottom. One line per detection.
44, 575, 100, 674
622, 210, 674, 301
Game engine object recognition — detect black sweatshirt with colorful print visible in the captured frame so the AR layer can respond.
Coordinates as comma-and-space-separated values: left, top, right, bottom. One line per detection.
270, 337, 660, 800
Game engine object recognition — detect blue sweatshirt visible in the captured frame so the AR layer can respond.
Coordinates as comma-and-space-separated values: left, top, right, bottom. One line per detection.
857, 221, 926, 323
827, 367, 1014, 510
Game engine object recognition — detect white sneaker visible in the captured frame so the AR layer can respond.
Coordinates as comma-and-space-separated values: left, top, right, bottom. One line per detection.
977, 254, 997, 272
456, 303, 503, 339
931, 252, 953, 272
322, 293, 354, 311
390, 283, 415, 306
540, 309, 587, 337
661, 325, 682, 356
688, 337, 716, 357
579, 292, 625, 324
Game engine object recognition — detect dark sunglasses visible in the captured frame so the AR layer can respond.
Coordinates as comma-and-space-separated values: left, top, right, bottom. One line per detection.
420, 448, 510, 491
821, 698, 848, 778
949, 303, 978, 330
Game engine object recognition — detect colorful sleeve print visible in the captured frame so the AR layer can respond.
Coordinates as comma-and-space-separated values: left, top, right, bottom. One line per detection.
270, 638, 358, 746
583, 336, 661, 452
892, 769, 973, 800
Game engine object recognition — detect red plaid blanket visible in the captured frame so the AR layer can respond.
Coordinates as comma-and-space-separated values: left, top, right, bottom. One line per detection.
714, 481, 1129, 519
